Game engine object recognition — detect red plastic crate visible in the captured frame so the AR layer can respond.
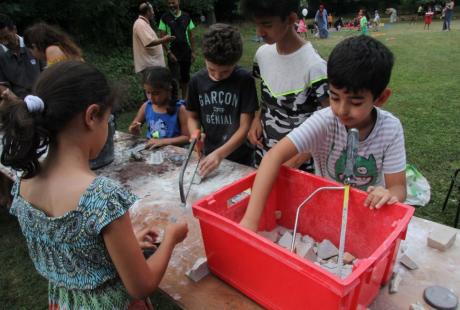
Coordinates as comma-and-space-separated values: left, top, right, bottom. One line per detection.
192, 166, 414, 309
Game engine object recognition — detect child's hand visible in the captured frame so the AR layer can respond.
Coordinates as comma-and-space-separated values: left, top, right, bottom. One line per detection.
199, 152, 222, 177
248, 120, 263, 148
167, 52, 178, 63
146, 138, 165, 149
365, 186, 398, 209
135, 227, 159, 249
190, 129, 204, 157
164, 222, 188, 244
163, 35, 176, 43
128, 121, 142, 135
0, 87, 18, 102
0, 84, 8, 95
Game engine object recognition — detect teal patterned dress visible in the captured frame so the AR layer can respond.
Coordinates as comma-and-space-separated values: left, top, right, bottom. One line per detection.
10, 176, 151, 309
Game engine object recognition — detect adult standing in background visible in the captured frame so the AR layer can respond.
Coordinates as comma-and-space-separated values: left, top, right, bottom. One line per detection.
444, 0, 455, 31
315, 4, 329, 39
387, 7, 398, 23
0, 14, 43, 99
159, 0, 196, 99
133, 2, 175, 74
24, 23, 83, 67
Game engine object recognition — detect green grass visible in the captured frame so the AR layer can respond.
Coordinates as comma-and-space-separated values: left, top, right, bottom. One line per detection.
1, 19, 459, 308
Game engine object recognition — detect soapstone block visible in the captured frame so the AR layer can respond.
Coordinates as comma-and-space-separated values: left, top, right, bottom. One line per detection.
278, 231, 293, 249
301, 235, 314, 245
343, 252, 356, 265
427, 228, 457, 251
192, 173, 202, 185
304, 247, 317, 262
186, 257, 209, 282
275, 226, 293, 236
409, 302, 426, 310
400, 254, 418, 270
389, 271, 403, 294
338, 264, 353, 278
317, 239, 339, 259
295, 241, 313, 258
258, 230, 280, 243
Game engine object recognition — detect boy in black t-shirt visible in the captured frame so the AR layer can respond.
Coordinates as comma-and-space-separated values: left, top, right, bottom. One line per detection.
187, 23, 258, 177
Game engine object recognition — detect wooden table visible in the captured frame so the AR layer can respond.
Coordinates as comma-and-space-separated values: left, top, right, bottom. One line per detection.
1, 132, 459, 309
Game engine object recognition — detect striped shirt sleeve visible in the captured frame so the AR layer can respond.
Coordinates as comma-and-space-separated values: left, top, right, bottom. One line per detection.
287, 109, 329, 154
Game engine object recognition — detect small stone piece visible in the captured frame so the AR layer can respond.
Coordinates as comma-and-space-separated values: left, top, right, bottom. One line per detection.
338, 264, 353, 278
389, 271, 403, 294
130, 151, 144, 161
301, 235, 314, 245
275, 226, 293, 236
320, 261, 352, 278
258, 230, 280, 243
192, 173, 202, 185
186, 257, 209, 282
317, 239, 339, 260
343, 252, 355, 265
295, 241, 313, 258
327, 256, 338, 264
427, 228, 457, 251
304, 247, 317, 262
399, 254, 418, 270
409, 302, 426, 310
277, 231, 293, 249
320, 261, 337, 272
423, 285, 458, 310
294, 233, 302, 245
274, 210, 282, 220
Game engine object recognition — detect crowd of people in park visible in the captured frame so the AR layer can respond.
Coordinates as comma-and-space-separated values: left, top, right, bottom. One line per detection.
0, 0, 455, 308
418, 1, 455, 31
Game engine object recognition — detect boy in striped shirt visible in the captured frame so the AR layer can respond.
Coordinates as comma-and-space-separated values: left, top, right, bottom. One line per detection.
241, 36, 406, 231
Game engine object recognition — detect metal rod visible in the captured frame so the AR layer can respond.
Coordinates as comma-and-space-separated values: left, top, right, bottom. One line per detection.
337, 184, 350, 278
290, 186, 345, 252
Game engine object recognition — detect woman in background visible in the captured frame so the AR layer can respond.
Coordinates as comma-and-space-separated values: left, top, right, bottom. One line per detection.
24, 22, 83, 66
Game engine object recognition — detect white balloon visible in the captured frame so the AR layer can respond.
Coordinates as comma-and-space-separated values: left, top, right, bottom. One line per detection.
302, 8, 308, 17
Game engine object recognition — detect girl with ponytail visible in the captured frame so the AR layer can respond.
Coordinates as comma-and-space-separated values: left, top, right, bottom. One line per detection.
0, 61, 188, 309
128, 66, 189, 149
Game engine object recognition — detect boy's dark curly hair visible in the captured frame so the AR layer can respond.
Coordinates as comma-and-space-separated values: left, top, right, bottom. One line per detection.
328, 35, 394, 99
202, 23, 243, 66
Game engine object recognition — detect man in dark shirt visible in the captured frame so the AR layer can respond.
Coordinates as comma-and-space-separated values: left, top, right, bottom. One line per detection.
0, 14, 42, 98
159, 0, 195, 99
187, 24, 258, 177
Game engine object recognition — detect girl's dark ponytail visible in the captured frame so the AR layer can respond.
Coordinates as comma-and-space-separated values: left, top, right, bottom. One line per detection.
0, 96, 49, 179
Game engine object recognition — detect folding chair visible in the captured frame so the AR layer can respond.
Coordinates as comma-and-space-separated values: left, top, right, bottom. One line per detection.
442, 169, 460, 228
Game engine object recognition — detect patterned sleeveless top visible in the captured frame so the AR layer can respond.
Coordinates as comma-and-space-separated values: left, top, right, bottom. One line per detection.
9, 176, 144, 309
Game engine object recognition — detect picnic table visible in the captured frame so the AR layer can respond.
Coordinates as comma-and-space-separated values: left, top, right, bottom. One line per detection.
1, 131, 459, 309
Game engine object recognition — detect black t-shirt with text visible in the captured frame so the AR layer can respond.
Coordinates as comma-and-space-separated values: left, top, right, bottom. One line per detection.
187, 67, 258, 164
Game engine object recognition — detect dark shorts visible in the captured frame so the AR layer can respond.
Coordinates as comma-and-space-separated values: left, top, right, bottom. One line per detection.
168, 60, 192, 84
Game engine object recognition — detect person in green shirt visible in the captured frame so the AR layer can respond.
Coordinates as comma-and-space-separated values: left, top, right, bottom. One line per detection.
360, 9, 369, 35
158, 0, 196, 99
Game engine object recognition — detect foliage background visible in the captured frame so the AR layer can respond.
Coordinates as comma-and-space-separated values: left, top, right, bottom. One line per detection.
1, 0, 434, 45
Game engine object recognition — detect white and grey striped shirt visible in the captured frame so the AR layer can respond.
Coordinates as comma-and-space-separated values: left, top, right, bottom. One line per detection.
288, 107, 406, 190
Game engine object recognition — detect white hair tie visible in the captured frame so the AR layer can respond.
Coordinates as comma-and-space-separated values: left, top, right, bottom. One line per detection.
24, 95, 45, 113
